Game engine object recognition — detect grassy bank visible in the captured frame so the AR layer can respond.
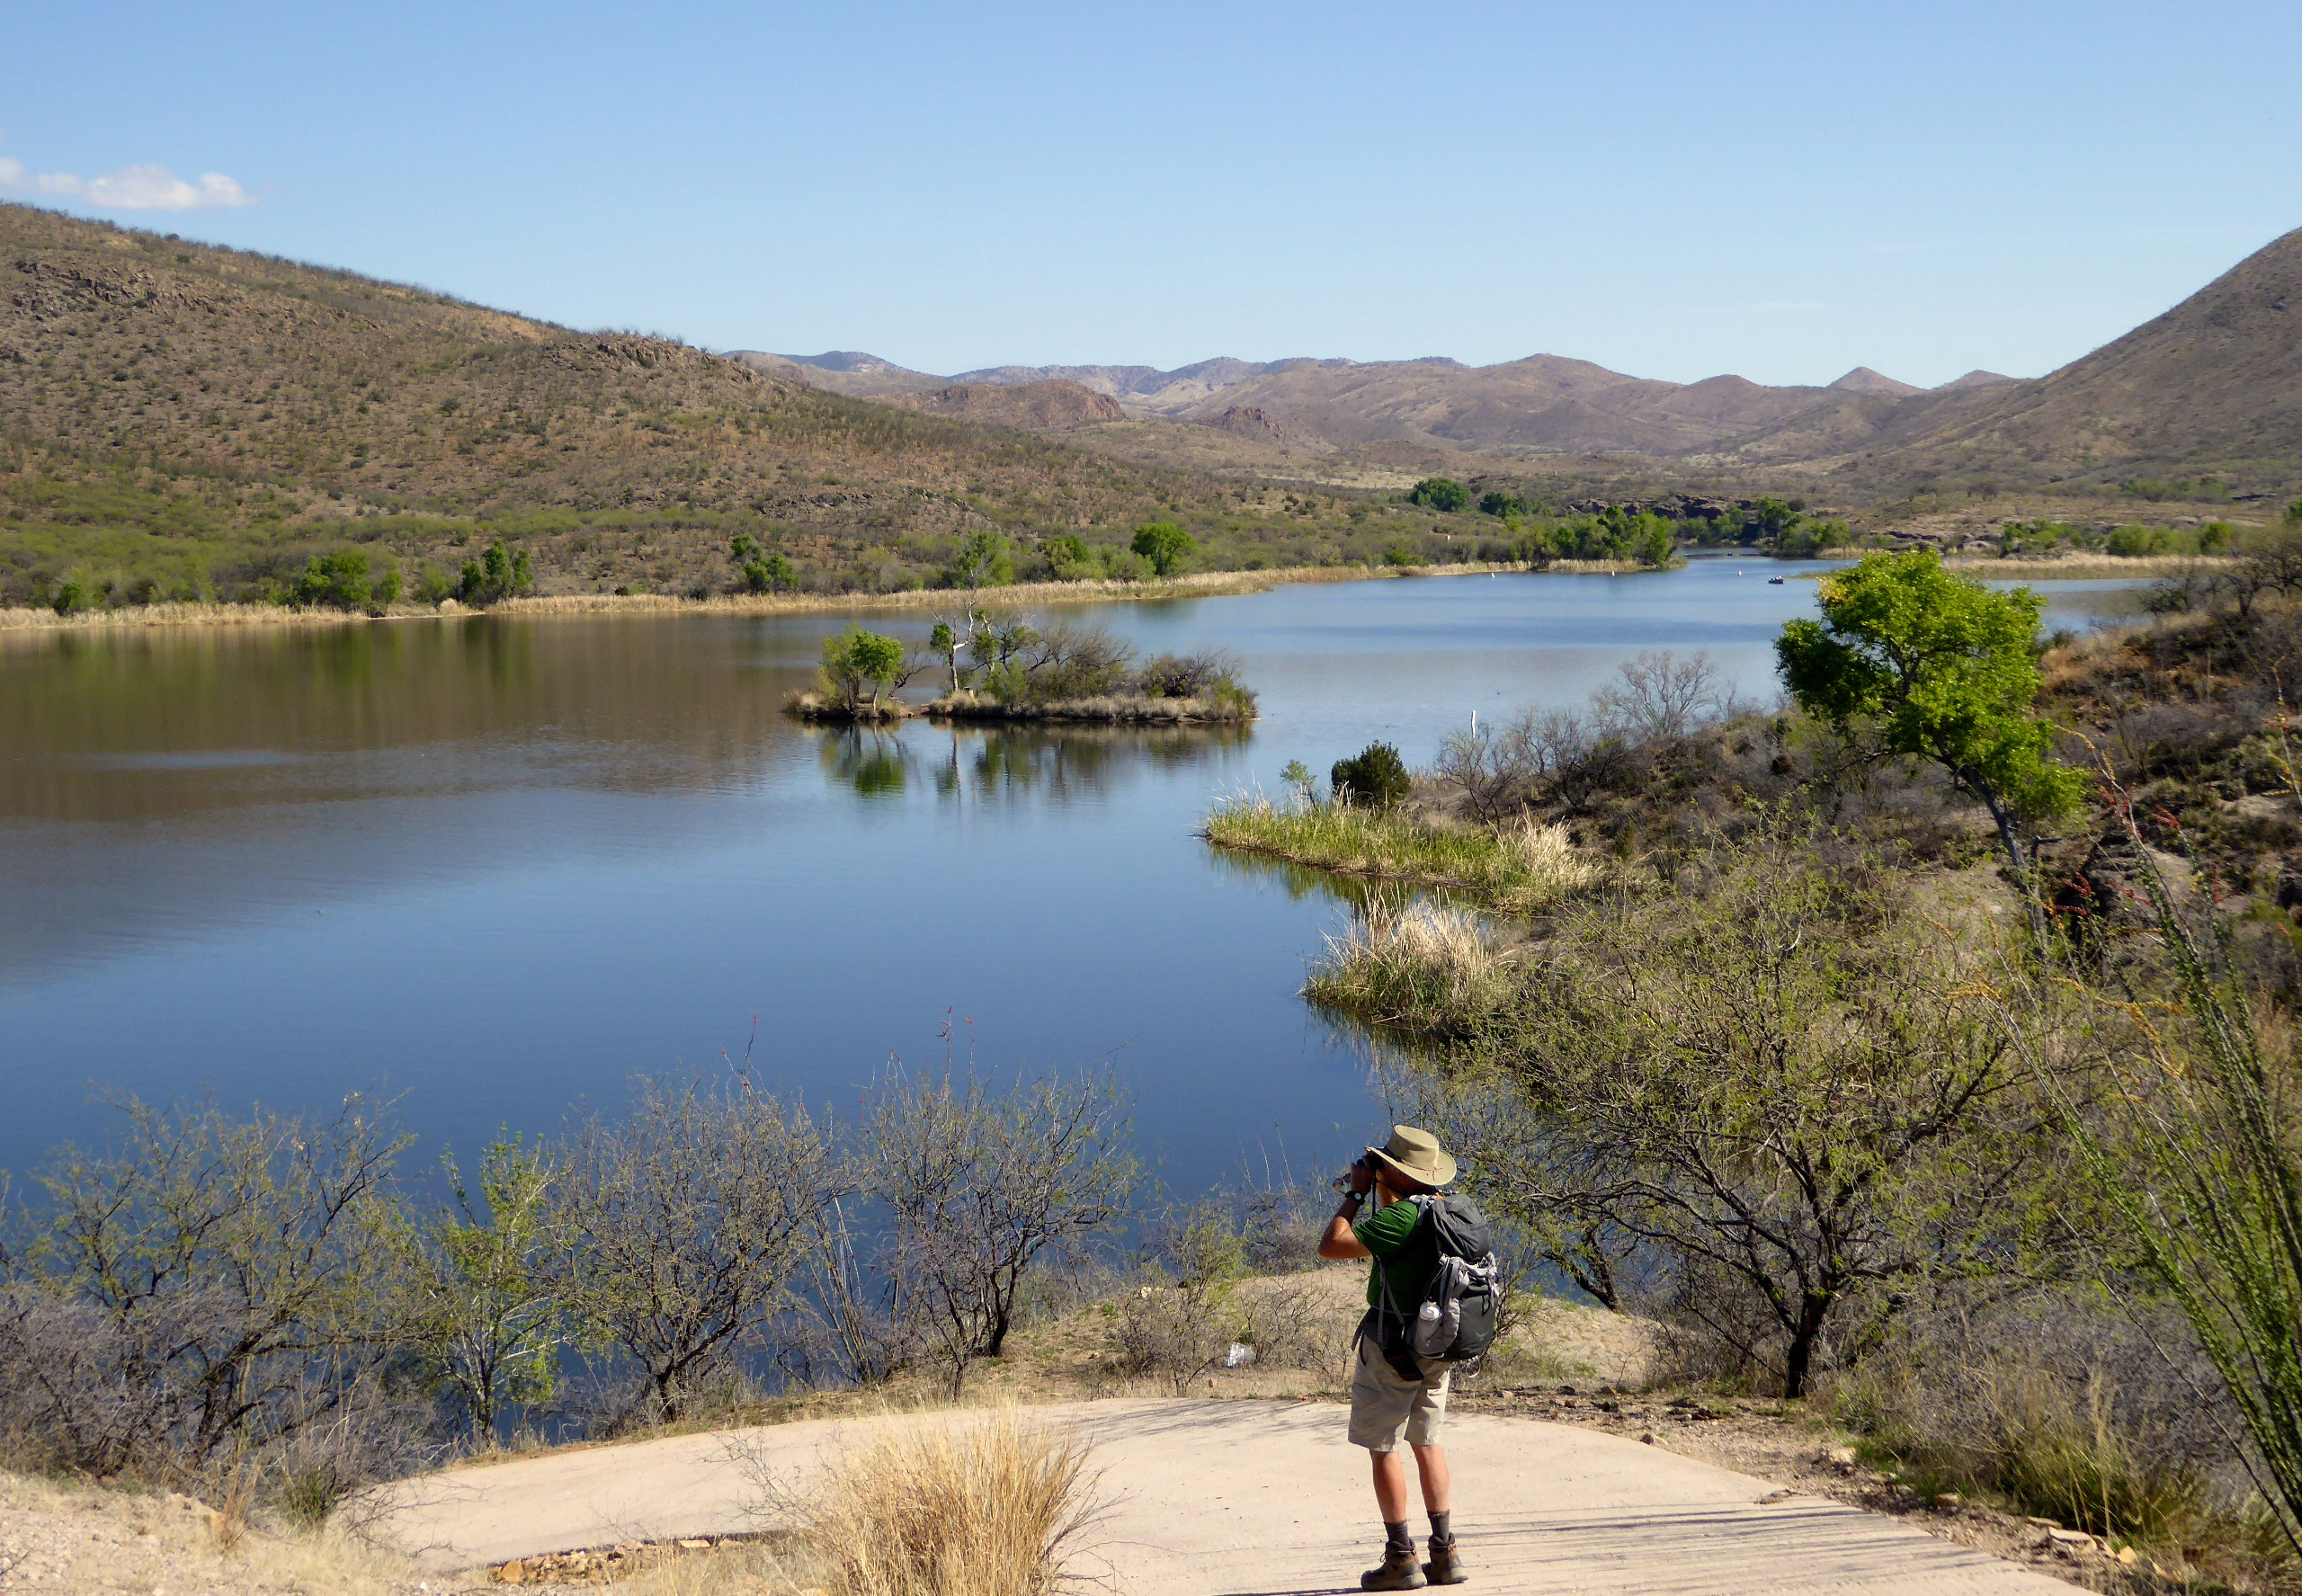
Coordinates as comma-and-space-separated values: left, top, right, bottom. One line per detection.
1202, 795, 1600, 916
1929, 553, 2230, 580
0, 557, 1692, 636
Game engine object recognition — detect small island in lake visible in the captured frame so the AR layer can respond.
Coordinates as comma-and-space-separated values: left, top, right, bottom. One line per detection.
785, 617, 1257, 725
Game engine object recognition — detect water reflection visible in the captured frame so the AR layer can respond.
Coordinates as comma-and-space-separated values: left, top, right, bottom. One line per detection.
809, 720, 1253, 806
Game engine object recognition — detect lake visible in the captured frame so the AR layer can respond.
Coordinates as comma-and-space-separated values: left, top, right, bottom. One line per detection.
0, 561, 2135, 1194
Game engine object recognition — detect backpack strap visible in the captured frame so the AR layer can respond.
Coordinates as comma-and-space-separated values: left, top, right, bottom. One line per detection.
1373, 1209, 1437, 1384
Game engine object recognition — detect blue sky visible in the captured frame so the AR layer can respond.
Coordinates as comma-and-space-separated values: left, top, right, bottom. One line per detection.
4, 1, 2298, 388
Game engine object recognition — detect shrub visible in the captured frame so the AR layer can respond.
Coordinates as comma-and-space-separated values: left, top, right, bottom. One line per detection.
949, 530, 1013, 589
455, 539, 535, 606
1119, 1203, 1250, 1394
1332, 741, 1411, 809
857, 1067, 1138, 1395
1041, 533, 1095, 580
1478, 488, 1532, 519
733, 532, 797, 593
1138, 648, 1237, 700
548, 1075, 836, 1426
0, 1095, 414, 1479
288, 549, 398, 612
1406, 477, 1469, 513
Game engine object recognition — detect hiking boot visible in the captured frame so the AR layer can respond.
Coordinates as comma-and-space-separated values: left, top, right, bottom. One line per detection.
1423, 1536, 1468, 1584
1361, 1544, 1428, 1591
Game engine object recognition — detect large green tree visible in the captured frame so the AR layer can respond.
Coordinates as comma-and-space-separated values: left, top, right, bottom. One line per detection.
1776, 550, 2084, 875
1129, 522, 1197, 579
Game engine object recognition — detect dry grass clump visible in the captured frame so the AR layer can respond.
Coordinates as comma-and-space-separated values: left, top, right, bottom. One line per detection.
1204, 794, 1598, 914
784, 1413, 1098, 1596
1306, 896, 1508, 1030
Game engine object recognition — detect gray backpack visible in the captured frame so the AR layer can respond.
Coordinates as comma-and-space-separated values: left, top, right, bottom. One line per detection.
1376, 1193, 1503, 1371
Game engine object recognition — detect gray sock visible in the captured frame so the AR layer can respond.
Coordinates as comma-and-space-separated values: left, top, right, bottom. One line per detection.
1429, 1510, 1452, 1546
1385, 1520, 1414, 1555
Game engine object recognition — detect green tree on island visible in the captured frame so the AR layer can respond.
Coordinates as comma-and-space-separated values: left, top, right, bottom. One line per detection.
817, 623, 911, 712
1129, 522, 1197, 579
1776, 550, 2084, 876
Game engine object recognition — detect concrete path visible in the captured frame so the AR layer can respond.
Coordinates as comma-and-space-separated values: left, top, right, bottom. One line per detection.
375, 1398, 2070, 1594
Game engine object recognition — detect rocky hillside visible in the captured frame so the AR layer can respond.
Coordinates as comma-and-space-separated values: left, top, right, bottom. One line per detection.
0, 204, 1379, 607
1855, 226, 2302, 489
886, 379, 1123, 428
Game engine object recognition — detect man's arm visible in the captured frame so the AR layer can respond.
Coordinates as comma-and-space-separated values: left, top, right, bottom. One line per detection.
1317, 1164, 1376, 1261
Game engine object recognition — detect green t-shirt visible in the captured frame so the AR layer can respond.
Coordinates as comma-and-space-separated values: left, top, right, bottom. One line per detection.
1354, 1194, 1438, 1312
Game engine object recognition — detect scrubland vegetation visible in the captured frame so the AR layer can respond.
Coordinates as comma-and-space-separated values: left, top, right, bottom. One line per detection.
1204, 541, 2302, 1587
0, 1048, 1365, 1570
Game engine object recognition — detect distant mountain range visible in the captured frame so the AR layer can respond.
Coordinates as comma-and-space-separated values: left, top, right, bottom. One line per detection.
729, 348, 2025, 460
733, 224, 2302, 490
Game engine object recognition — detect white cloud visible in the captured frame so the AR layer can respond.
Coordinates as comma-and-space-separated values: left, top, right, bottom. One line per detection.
0, 159, 256, 210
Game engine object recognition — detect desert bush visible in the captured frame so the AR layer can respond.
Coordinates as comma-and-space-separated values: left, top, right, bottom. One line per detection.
1827, 1292, 2264, 1568
772, 1413, 1098, 1596
2005, 800, 2302, 1554
1332, 741, 1411, 809
399, 1134, 562, 1442
1406, 477, 1469, 513
856, 1067, 1138, 1395
0, 1095, 415, 1481
1118, 1202, 1251, 1394
548, 1074, 837, 1425
1591, 648, 1735, 744
454, 539, 534, 606
1440, 831, 2069, 1395
286, 549, 398, 612
816, 623, 918, 712
1432, 717, 1541, 823
1138, 647, 1236, 700
1015, 620, 1131, 700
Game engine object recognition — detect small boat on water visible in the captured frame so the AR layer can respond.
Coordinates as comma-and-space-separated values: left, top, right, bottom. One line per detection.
1768, 575, 1787, 584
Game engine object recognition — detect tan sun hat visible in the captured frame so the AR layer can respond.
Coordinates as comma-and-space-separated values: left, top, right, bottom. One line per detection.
1368, 1125, 1456, 1190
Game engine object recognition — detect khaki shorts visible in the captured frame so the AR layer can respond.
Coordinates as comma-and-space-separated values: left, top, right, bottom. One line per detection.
1347, 1330, 1450, 1452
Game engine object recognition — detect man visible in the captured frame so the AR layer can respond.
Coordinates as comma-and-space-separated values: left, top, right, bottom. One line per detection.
1318, 1125, 1467, 1590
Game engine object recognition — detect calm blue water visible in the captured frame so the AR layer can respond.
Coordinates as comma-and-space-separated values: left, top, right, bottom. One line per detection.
0, 563, 2133, 1193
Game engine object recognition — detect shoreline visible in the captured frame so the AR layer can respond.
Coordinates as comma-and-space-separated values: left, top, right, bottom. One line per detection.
0, 557, 1668, 638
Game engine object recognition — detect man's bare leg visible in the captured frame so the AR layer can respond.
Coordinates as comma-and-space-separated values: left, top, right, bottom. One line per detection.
1370, 1448, 1413, 1522
1411, 1442, 1451, 1514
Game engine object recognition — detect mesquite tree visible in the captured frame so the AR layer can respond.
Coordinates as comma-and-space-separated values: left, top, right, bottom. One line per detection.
549, 1075, 838, 1423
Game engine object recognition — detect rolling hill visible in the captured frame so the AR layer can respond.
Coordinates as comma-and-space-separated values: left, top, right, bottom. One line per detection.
0, 204, 1402, 609
741, 228, 2302, 494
